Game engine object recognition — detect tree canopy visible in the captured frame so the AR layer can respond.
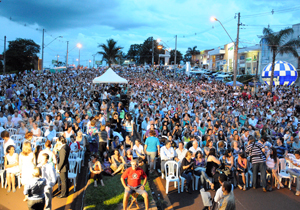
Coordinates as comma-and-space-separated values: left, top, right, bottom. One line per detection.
5, 38, 40, 72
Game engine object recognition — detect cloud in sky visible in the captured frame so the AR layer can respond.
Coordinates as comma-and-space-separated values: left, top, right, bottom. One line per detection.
0, 0, 300, 66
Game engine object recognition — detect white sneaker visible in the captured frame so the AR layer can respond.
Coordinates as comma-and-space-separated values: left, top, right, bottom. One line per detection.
94, 181, 98, 187
161, 173, 164, 179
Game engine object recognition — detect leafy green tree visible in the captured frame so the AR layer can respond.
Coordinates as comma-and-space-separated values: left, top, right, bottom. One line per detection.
139, 37, 160, 65
5, 38, 40, 72
98, 39, 123, 67
263, 27, 300, 92
169, 50, 183, 64
127, 44, 142, 63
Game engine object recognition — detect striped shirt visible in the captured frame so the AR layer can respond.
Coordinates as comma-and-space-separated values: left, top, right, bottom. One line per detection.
245, 142, 266, 164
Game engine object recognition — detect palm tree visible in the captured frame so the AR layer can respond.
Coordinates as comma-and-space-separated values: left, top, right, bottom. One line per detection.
98, 39, 123, 67
186, 46, 199, 64
263, 27, 300, 92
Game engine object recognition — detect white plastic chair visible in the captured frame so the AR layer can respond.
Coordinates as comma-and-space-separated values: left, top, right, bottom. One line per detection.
7, 128, 17, 135
68, 160, 78, 191
164, 161, 180, 194
10, 135, 23, 142
278, 158, 292, 189
286, 159, 298, 190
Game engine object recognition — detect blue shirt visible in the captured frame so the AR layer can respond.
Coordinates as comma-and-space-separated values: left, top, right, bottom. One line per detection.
276, 145, 287, 158
145, 136, 160, 152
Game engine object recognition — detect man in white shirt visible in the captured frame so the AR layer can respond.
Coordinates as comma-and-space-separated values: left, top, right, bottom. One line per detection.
189, 140, 202, 158
38, 153, 56, 210
248, 115, 258, 127
45, 123, 57, 141
132, 139, 145, 159
160, 141, 175, 179
175, 142, 187, 162
214, 174, 234, 203
11, 111, 22, 127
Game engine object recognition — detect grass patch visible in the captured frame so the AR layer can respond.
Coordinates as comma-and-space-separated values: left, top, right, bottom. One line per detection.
84, 174, 152, 210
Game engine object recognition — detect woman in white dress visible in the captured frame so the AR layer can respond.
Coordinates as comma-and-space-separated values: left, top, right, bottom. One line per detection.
63, 125, 74, 142
19, 141, 35, 186
5, 145, 19, 193
31, 122, 42, 137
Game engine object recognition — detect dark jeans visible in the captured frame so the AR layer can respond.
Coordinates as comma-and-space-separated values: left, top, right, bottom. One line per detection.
181, 172, 193, 185
252, 161, 267, 188
27, 198, 45, 210
92, 171, 103, 181
60, 171, 69, 197
99, 142, 107, 160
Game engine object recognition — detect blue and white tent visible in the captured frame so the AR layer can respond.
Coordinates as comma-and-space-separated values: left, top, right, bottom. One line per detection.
261, 61, 298, 86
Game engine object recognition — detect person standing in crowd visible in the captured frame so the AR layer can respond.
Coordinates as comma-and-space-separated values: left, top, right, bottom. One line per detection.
57, 136, 70, 198
1, 130, 15, 155
38, 153, 56, 210
19, 141, 35, 186
144, 130, 160, 173
23, 167, 46, 210
245, 136, 267, 192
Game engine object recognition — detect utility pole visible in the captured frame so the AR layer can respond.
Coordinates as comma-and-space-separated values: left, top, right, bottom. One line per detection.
233, 12, 240, 87
56, 54, 59, 63
3, 36, 6, 74
66, 41, 69, 67
41, 29, 44, 71
174, 35, 177, 78
93, 54, 96, 68
152, 36, 154, 66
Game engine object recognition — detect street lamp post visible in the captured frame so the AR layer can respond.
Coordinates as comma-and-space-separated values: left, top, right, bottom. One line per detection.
77, 43, 82, 69
211, 16, 240, 87
41, 34, 63, 70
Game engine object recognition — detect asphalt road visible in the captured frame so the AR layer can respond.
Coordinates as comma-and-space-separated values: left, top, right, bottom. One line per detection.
157, 178, 300, 210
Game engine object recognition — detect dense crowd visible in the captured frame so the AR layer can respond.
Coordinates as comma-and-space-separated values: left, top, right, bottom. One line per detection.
1, 67, 300, 210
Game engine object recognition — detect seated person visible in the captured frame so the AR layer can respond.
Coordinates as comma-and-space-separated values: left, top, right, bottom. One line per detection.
276, 137, 288, 158
121, 159, 148, 210
69, 135, 81, 153
89, 154, 104, 187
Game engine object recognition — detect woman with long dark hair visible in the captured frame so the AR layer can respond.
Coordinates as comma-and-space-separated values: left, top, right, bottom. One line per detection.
205, 148, 221, 190
266, 147, 283, 191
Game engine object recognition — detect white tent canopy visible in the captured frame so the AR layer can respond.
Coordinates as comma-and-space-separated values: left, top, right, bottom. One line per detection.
93, 68, 128, 84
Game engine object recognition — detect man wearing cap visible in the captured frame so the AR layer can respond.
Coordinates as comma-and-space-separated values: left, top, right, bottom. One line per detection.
45, 123, 57, 141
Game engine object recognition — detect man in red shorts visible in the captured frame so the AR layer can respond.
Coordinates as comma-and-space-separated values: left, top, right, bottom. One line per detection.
121, 159, 149, 210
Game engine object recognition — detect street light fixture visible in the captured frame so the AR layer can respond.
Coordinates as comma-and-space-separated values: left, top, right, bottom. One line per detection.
77, 43, 82, 69
211, 16, 237, 86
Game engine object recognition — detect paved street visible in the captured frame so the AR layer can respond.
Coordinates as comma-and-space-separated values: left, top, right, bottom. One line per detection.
154, 177, 300, 210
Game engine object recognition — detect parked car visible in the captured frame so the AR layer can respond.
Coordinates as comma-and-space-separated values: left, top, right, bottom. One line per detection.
215, 74, 233, 82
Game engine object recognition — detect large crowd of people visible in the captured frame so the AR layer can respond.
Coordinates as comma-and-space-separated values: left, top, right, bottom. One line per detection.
1, 66, 300, 209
